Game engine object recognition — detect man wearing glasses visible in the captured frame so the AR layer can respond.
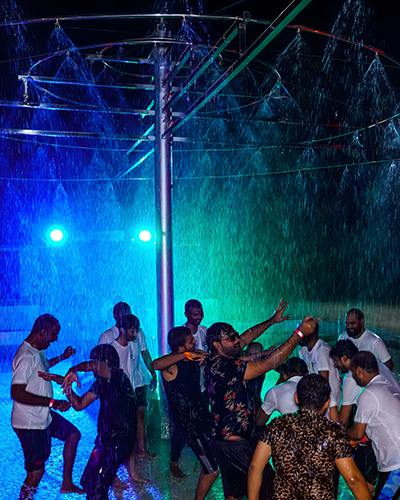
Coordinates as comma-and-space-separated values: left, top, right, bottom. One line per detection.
205, 301, 318, 500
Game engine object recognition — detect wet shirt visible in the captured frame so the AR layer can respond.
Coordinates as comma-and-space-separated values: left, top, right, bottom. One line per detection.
261, 409, 352, 500
163, 360, 212, 440
89, 367, 136, 446
205, 355, 253, 440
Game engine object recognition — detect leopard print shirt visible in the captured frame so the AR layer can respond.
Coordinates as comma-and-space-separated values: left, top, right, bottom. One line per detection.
261, 409, 352, 499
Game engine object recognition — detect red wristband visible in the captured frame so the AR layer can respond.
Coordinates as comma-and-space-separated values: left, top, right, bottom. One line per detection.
294, 329, 304, 339
48, 398, 55, 408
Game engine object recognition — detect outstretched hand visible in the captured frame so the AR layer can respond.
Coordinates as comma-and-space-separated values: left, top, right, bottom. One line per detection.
271, 299, 289, 323
62, 346, 76, 360
298, 316, 318, 337
187, 349, 209, 362
38, 371, 64, 385
62, 371, 80, 396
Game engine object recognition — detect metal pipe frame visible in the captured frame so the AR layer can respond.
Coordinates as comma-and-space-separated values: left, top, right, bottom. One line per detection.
154, 44, 174, 355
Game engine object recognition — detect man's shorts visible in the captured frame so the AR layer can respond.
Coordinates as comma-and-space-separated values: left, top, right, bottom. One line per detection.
187, 433, 218, 475
135, 385, 148, 407
214, 438, 274, 499
13, 411, 79, 472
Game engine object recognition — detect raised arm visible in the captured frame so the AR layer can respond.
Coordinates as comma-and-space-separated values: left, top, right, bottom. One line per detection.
244, 317, 317, 381
152, 350, 208, 371
239, 299, 289, 348
47, 346, 76, 368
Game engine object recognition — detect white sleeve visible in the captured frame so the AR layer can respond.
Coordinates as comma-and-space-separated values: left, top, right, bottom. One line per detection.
342, 373, 361, 406
137, 328, 148, 352
316, 347, 331, 372
12, 353, 34, 385
373, 338, 392, 363
261, 388, 278, 415
354, 390, 377, 424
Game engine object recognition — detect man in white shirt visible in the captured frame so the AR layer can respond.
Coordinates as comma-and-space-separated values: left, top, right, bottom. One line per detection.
339, 308, 394, 370
255, 357, 308, 429
299, 322, 341, 421
11, 314, 82, 499
99, 302, 157, 458
348, 351, 400, 499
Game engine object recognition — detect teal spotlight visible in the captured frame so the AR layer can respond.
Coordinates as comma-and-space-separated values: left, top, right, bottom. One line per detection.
46, 226, 67, 246
138, 229, 152, 242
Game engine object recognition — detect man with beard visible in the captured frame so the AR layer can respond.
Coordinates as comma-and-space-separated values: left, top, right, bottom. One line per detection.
338, 308, 393, 370
205, 300, 317, 500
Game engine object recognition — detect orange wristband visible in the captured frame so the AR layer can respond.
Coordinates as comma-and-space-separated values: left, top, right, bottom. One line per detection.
184, 351, 194, 361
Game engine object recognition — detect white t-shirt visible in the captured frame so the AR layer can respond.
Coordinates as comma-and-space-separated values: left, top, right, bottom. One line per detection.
183, 323, 208, 391
338, 329, 391, 364
342, 361, 400, 406
261, 375, 302, 416
11, 341, 53, 430
111, 340, 130, 377
355, 374, 400, 472
99, 325, 151, 389
299, 339, 341, 407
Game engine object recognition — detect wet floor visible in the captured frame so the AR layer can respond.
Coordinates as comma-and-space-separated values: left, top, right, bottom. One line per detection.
2, 363, 355, 499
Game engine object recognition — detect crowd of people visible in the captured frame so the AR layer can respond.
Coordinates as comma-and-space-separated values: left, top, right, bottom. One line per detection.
10, 300, 400, 500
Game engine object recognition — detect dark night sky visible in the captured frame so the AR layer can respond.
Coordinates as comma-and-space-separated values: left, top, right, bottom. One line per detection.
14, 0, 400, 60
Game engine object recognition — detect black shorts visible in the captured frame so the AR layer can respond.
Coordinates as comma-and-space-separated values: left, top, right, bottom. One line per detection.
135, 385, 148, 407
13, 411, 79, 472
354, 441, 379, 486
187, 433, 218, 475
214, 438, 274, 499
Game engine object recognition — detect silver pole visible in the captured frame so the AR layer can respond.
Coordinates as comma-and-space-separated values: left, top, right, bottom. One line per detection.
154, 43, 173, 355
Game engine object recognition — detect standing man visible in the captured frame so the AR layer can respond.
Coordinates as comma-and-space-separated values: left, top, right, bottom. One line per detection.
99, 301, 157, 457
11, 314, 83, 499
339, 308, 394, 370
299, 322, 341, 421
248, 374, 371, 500
153, 327, 218, 500
205, 300, 316, 500
62, 344, 137, 499
348, 351, 400, 499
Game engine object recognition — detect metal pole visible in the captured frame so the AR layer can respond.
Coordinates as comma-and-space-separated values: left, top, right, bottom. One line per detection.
154, 42, 174, 355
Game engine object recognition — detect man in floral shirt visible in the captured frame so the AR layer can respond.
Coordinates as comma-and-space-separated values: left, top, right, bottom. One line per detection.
205, 302, 318, 499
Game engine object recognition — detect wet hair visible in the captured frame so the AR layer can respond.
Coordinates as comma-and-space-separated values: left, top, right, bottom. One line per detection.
296, 374, 331, 410
168, 326, 192, 353
246, 342, 263, 355
351, 351, 379, 374
347, 308, 364, 320
330, 339, 358, 360
206, 322, 235, 352
184, 299, 203, 313
116, 313, 140, 331
90, 344, 120, 369
31, 314, 60, 335
279, 357, 308, 377
113, 301, 131, 319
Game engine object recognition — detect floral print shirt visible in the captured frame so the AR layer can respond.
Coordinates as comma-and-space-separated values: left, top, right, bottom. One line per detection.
205, 355, 253, 440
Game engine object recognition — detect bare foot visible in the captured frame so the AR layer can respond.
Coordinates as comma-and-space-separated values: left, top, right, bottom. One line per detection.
170, 462, 186, 479
60, 483, 85, 494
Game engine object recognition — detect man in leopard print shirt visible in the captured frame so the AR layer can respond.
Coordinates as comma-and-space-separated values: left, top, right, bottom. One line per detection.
248, 374, 371, 500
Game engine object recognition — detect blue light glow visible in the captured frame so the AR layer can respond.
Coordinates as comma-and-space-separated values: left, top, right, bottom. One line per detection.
138, 229, 152, 242
46, 226, 67, 245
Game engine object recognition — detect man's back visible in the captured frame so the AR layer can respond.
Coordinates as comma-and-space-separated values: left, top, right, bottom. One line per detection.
261, 410, 352, 499
261, 376, 302, 417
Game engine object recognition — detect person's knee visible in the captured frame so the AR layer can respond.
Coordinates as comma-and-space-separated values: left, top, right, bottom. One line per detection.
68, 430, 81, 444
25, 467, 45, 487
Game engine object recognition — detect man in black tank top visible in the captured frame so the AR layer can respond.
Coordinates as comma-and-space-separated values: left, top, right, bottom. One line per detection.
153, 327, 218, 500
